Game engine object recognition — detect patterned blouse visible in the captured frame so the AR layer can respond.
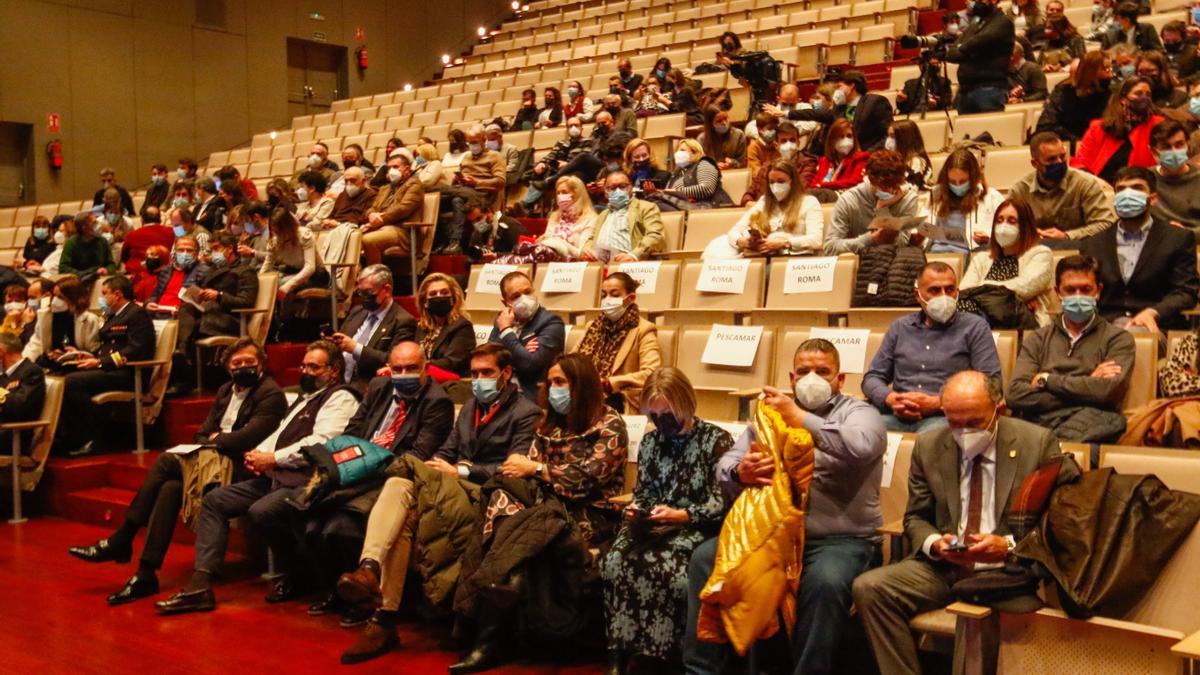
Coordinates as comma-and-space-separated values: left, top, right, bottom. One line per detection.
530, 406, 629, 508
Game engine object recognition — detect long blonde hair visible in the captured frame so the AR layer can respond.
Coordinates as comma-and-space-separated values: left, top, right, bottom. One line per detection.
416, 273, 466, 330
547, 175, 597, 227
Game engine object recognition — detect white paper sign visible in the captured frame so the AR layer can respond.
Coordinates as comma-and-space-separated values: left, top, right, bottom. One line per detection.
474, 264, 518, 295
540, 262, 587, 293
713, 421, 748, 441
474, 324, 492, 346
701, 324, 764, 367
618, 261, 661, 294
809, 327, 871, 374
881, 432, 903, 488
166, 444, 202, 455
696, 259, 750, 294
783, 256, 837, 294
623, 415, 649, 463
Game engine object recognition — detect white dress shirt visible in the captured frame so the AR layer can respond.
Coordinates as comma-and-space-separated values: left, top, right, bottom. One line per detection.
261, 387, 360, 466
922, 438, 1008, 570
218, 386, 251, 433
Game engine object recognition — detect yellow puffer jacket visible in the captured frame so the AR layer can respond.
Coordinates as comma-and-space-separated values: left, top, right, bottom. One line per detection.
697, 401, 815, 655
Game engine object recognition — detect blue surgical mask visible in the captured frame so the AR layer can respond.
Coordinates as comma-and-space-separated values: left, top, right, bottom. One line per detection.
1193, 7, 1200, 25
1159, 147, 1190, 170
948, 181, 972, 198
98, 295, 112, 316
607, 188, 631, 210
391, 373, 422, 397
874, 189, 895, 201
1113, 188, 1149, 219
1042, 161, 1068, 183
1189, 96, 1200, 117
548, 386, 571, 414
472, 377, 501, 405
210, 251, 227, 266
33, 227, 49, 241
175, 251, 195, 268
173, 225, 187, 237
413, 156, 427, 167
1061, 294, 1097, 323
567, 87, 580, 98
244, 221, 258, 235
1118, 63, 1135, 78
151, 175, 165, 186
172, 197, 189, 209
213, 178, 222, 191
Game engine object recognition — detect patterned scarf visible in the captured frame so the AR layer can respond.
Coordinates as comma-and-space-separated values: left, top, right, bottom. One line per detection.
419, 325, 442, 360
577, 304, 640, 377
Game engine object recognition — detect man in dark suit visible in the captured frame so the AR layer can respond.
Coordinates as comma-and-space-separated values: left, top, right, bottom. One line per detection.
298, 340, 456, 626
784, 70, 894, 151
1080, 166, 1200, 334
0, 331, 46, 455
1101, 1, 1164, 52
330, 264, 417, 388
337, 343, 541, 664
191, 176, 226, 233
54, 276, 156, 456
176, 233, 258, 351
853, 371, 1080, 675
67, 338, 287, 606
488, 270, 565, 400
92, 167, 136, 216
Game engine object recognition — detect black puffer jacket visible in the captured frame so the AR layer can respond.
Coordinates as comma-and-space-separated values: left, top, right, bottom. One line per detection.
853, 245, 926, 307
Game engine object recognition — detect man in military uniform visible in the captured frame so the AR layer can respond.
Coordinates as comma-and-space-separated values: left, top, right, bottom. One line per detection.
54, 276, 156, 455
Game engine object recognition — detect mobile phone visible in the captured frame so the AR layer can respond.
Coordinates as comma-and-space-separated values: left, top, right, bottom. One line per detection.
944, 541, 969, 553
319, 323, 333, 338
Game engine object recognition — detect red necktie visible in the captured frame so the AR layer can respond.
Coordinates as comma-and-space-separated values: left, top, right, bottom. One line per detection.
372, 400, 407, 447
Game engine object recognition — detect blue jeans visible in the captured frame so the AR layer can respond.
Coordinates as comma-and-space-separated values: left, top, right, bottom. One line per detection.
957, 86, 1007, 114
683, 536, 879, 675
880, 414, 948, 434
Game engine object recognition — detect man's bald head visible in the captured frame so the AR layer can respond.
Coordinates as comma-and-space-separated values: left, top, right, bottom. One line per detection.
389, 341, 425, 371
941, 371, 1003, 430
343, 166, 364, 182
779, 83, 801, 104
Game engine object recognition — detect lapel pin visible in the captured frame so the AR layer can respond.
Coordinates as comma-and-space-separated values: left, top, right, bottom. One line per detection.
1008, 450, 1017, 458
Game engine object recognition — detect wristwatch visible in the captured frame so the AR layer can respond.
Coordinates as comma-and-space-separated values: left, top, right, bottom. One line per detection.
535, 462, 545, 476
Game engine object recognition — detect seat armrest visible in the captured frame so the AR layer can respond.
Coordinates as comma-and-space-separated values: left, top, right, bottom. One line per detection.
946, 602, 993, 620
608, 493, 633, 506
232, 307, 269, 314
327, 262, 357, 270
877, 519, 904, 536
1172, 628, 1200, 659
729, 388, 762, 398
0, 420, 52, 431
126, 359, 169, 368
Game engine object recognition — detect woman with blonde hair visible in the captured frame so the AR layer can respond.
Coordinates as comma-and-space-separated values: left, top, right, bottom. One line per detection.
624, 138, 670, 191
413, 143, 447, 191
600, 366, 731, 672
413, 273, 476, 387
496, 176, 599, 263
706, 159, 823, 258
642, 138, 731, 210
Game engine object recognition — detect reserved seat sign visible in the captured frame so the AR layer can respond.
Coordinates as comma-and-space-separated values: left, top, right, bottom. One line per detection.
697, 259, 750, 294
617, 260, 661, 294
541, 262, 588, 293
809, 327, 870, 373
783, 256, 837, 294
475, 263, 519, 294
701, 324, 763, 367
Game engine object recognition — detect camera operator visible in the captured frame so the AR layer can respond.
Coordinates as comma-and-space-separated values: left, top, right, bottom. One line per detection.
773, 70, 893, 151
896, 52, 953, 114
905, 0, 1015, 114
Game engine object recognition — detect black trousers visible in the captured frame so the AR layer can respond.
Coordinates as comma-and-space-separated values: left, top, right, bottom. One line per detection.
304, 510, 366, 588
56, 368, 135, 450
124, 453, 185, 569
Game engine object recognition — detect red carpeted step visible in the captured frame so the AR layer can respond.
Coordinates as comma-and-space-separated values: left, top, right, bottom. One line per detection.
107, 461, 151, 491
429, 254, 468, 276
266, 342, 307, 388
62, 486, 137, 528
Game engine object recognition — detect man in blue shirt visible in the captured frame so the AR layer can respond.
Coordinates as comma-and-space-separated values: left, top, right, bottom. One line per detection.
863, 262, 1002, 432
683, 338, 888, 675
488, 271, 565, 400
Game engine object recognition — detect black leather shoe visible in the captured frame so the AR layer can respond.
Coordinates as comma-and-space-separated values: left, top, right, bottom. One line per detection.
448, 643, 505, 674
155, 588, 216, 615
68, 539, 131, 564
107, 573, 159, 606
265, 578, 306, 604
308, 592, 341, 616
605, 649, 626, 675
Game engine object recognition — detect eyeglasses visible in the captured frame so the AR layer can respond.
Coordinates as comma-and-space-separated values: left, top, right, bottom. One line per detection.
299, 362, 328, 374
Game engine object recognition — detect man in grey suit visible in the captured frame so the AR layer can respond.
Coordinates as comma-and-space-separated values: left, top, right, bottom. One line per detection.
852, 370, 1080, 675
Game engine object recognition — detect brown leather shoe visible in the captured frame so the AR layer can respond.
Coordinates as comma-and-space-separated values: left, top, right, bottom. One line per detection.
336, 565, 382, 608
341, 615, 399, 664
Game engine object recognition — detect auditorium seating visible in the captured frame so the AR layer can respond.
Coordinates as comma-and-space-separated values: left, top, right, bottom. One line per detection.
90, 320, 178, 454
0, 375, 64, 522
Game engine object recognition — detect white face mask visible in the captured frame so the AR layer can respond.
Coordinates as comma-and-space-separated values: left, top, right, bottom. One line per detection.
296, 187, 309, 202
54, 231, 66, 245
511, 293, 539, 322
4, 302, 23, 314
993, 223, 1020, 247
779, 141, 798, 159
599, 295, 628, 320
308, 153, 322, 168
835, 137, 855, 156
769, 181, 791, 202
833, 88, 848, 106
921, 292, 958, 324
387, 167, 403, 183
50, 297, 69, 313
884, 137, 897, 152
793, 371, 834, 411
674, 150, 692, 168
952, 409, 997, 461
345, 184, 361, 198
568, 126, 582, 138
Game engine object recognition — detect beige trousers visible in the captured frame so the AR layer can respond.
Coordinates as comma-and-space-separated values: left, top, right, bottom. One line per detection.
359, 476, 418, 611
360, 224, 433, 267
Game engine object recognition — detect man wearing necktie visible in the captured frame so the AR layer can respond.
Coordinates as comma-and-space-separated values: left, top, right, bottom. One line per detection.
852, 370, 1079, 675
330, 265, 416, 388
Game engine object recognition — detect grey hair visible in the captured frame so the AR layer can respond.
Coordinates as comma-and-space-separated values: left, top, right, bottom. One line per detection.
0, 332, 22, 355
484, 123, 503, 134
467, 124, 486, 137
941, 370, 1004, 405
358, 263, 392, 288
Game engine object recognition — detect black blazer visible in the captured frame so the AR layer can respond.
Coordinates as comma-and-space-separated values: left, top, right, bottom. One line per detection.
192, 196, 226, 232
340, 302, 417, 383
192, 259, 259, 337
93, 184, 135, 216
488, 306, 566, 400
0, 358, 46, 452
1080, 218, 1200, 329
194, 375, 288, 460
433, 383, 541, 484
97, 301, 156, 370
417, 317, 476, 377
343, 376, 454, 459
786, 91, 894, 151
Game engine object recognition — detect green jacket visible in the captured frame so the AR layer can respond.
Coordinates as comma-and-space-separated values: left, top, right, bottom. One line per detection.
583, 197, 666, 259
60, 234, 116, 277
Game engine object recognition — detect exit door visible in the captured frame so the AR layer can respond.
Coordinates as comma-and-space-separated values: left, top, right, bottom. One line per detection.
287, 38, 349, 119
0, 123, 32, 207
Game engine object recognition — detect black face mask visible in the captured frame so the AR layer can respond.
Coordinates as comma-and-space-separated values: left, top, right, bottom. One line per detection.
299, 372, 323, 394
606, 106, 621, 116
609, 86, 621, 95
649, 412, 682, 437
145, 258, 162, 273
1165, 41, 1183, 53
357, 289, 381, 312
426, 296, 453, 318
230, 366, 259, 388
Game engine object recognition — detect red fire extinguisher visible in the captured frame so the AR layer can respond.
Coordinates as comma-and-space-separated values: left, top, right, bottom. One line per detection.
46, 140, 63, 171
357, 46, 368, 72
